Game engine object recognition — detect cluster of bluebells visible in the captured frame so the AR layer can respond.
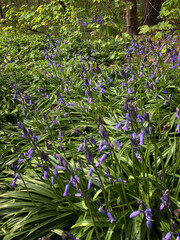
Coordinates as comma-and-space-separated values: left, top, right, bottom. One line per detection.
129, 200, 152, 230
7, 31, 180, 240
162, 219, 180, 240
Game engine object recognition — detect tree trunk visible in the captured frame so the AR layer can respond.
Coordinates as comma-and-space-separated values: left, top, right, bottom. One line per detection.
126, 0, 139, 35
0, 1, 4, 28
142, 0, 163, 26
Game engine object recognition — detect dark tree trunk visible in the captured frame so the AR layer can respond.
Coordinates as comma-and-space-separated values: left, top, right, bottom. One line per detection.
142, 0, 163, 26
0, 1, 4, 28
126, 0, 139, 35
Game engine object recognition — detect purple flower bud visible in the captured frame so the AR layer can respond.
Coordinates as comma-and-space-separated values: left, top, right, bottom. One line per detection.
63, 183, 70, 196
51, 176, 55, 185
99, 140, 103, 150
10, 173, 19, 188
27, 148, 33, 158
124, 120, 129, 131
99, 207, 106, 214
149, 126, 153, 135
129, 210, 141, 218
177, 125, 180, 133
87, 168, 93, 176
108, 177, 113, 184
43, 170, 48, 180
138, 130, 146, 145
78, 143, 84, 152
53, 168, 58, 178
99, 145, 107, 152
88, 179, 92, 189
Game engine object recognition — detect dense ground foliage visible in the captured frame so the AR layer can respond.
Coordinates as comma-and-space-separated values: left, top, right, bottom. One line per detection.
0, 29, 180, 240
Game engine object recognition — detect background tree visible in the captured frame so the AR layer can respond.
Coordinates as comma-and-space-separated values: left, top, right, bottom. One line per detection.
142, 0, 164, 25
126, 0, 139, 35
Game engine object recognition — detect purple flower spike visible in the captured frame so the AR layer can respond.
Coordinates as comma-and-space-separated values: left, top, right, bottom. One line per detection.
176, 236, 180, 240
107, 212, 116, 223
98, 125, 109, 140
84, 145, 94, 164
160, 189, 171, 210
129, 210, 141, 218
163, 232, 172, 240
63, 183, 70, 197
115, 122, 122, 130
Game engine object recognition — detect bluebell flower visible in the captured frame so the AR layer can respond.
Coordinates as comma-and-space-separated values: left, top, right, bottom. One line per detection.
114, 140, 122, 150
98, 153, 107, 164
88, 179, 92, 190
63, 183, 70, 196
163, 232, 172, 240
144, 208, 152, 230
51, 176, 55, 185
129, 200, 152, 230
78, 143, 84, 152
107, 211, 116, 223
27, 147, 33, 158
177, 125, 180, 133
99, 145, 107, 152
115, 122, 122, 130
87, 168, 93, 176
129, 210, 141, 218
43, 170, 48, 180
99, 207, 106, 214
138, 130, 146, 145
53, 168, 58, 178
124, 120, 129, 131
108, 177, 113, 184
10, 173, 19, 188
149, 126, 153, 135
